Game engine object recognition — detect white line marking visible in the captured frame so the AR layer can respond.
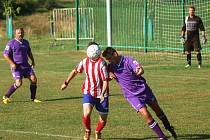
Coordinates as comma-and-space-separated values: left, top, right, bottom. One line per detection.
0, 129, 81, 139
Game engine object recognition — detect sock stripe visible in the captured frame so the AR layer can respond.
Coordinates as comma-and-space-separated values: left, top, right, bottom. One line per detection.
149, 121, 157, 128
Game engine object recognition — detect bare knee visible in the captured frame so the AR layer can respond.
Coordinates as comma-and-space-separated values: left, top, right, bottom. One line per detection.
15, 80, 22, 88
138, 107, 153, 123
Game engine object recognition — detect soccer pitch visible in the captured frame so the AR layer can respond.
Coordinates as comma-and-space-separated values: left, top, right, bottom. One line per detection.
0, 47, 210, 140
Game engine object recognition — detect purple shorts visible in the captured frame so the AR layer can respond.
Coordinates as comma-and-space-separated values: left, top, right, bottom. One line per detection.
83, 93, 109, 114
126, 85, 156, 112
11, 64, 35, 80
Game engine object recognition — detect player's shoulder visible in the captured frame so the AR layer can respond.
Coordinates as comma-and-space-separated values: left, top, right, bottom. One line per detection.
23, 39, 30, 44
124, 55, 136, 61
5, 39, 17, 49
195, 15, 202, 20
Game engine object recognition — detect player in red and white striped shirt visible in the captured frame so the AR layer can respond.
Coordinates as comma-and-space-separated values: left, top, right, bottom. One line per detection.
61, 42, 109, 140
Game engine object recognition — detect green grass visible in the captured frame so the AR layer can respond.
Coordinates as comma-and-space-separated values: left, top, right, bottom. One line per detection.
0, 46, 210, 140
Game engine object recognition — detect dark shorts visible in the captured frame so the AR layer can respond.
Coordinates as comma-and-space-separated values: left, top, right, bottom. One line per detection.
184, 39, 201, 52
83, 93, 109, 114
126, 85, 156, 112
11, 64, 35, 80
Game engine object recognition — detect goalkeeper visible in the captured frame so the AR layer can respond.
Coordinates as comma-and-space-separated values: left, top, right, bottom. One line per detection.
181, 5, 207, 68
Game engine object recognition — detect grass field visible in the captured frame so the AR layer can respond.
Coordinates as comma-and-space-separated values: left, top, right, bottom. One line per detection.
0, 45, 210, 140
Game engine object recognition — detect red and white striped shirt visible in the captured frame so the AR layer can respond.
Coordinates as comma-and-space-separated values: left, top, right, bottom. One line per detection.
75, 57, 109, 98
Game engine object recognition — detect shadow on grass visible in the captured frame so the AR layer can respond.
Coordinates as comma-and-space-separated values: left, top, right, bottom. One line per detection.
175, 134, 210, 140
44, 96, 82, 101
44, 93, 122, 102
106, 134, 210, 140
105, 136, 157, 140
13, 93, 125, 103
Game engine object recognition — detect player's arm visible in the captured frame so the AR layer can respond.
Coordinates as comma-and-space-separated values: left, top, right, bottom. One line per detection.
3, 44, 16, 69
100, 80, 108, 103
107, 64, 116, 81
60, 69, 78, 90
180, 23, 186, 44
3, 54, 16, 70
199, 18, 207, 44
28, 47, 35, 67
135, 66, 144, 76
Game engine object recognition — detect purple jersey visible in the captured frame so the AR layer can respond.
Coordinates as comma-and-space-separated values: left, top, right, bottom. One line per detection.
4, 39, 31, 65
108, 56, 147, 98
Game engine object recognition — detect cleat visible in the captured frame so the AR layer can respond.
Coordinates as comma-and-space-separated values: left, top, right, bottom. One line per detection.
3, 96, 11, 104
185, 64, 191, 68
168, 126, 177, 139
84, 130, 91, 140
160, 138, 168, 140
198, 65, 201, 68
32, 99, 42, 103
95, 132, 102, 140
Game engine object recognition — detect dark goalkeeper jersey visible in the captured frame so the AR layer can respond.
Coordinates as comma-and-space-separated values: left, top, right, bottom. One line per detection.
182, 15, 205, 41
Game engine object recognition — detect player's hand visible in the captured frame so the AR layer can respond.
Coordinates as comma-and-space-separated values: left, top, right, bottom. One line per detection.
109, 72, 116, 80
100, 94, 105, 103
11, 63, 16, 70
60, 83, 67, 91
180, 36, 185, 44
31, 61, 35, 68
202, 36, 207, 44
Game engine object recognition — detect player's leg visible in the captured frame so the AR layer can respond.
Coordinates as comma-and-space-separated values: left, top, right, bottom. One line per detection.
184, 41, 192, 68
95, 97, 109, 140
126, 93, 167, 140
28, 74, 40, 102
138, 107, 167, 140
83, 94, 95, 140
149, 100, 177, 139
26, 66, 41, 102
3, 79, 22, 104
194, 40, 202, 68
3, 68, 23, 104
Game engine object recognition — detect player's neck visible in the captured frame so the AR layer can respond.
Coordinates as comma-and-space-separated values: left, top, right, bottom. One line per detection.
189, 15, 195, 18
15, 38, 23, 43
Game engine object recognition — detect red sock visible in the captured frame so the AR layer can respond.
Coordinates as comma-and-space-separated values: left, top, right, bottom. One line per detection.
83, 116, 91, 131
95, 121, 106, 133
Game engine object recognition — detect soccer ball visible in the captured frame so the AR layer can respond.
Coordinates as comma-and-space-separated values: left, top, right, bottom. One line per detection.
87, 44, 101, 59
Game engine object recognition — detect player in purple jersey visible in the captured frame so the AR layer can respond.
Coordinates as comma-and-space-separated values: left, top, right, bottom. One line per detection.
102, 47, 177, 140
181, 5, 207, 68
3, 28, 41, 104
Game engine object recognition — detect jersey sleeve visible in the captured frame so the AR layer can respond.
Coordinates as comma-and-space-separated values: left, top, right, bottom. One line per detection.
3, 42, 12, 56
25, 40, 31, 54
198, 17, 205, 31
75, 60, 84, 73
100, 61, 109, 81
128, 57, 142, 73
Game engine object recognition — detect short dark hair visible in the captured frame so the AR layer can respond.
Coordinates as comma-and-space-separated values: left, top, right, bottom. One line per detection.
102, 47, 117, 57
87, 41, 99, 47
189, 5, 195, 11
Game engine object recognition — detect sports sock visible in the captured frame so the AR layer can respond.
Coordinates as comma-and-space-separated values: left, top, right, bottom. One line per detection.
148, 119, 166, 139
83, 116, 91, 131
187, 53, 191, 65
30, 84, 37, 100
158, 113, 171, 130
197, 53, 202, 65
95, 120, 106, 133
5, 84, 18, 98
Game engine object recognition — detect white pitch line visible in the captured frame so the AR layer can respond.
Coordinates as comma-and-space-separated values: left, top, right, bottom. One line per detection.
0, 129, 81, 139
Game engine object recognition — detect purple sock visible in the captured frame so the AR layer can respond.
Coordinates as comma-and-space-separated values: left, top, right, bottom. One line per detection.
5, 84, 17, 98
30, 84, 37, 100
149, 119, 166, 139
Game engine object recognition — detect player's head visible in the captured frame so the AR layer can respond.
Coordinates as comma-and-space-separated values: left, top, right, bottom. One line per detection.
102, 47, 119, 64
15, 28, 24, 41
86, 41, 101, 61
189, 5, 195, 16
